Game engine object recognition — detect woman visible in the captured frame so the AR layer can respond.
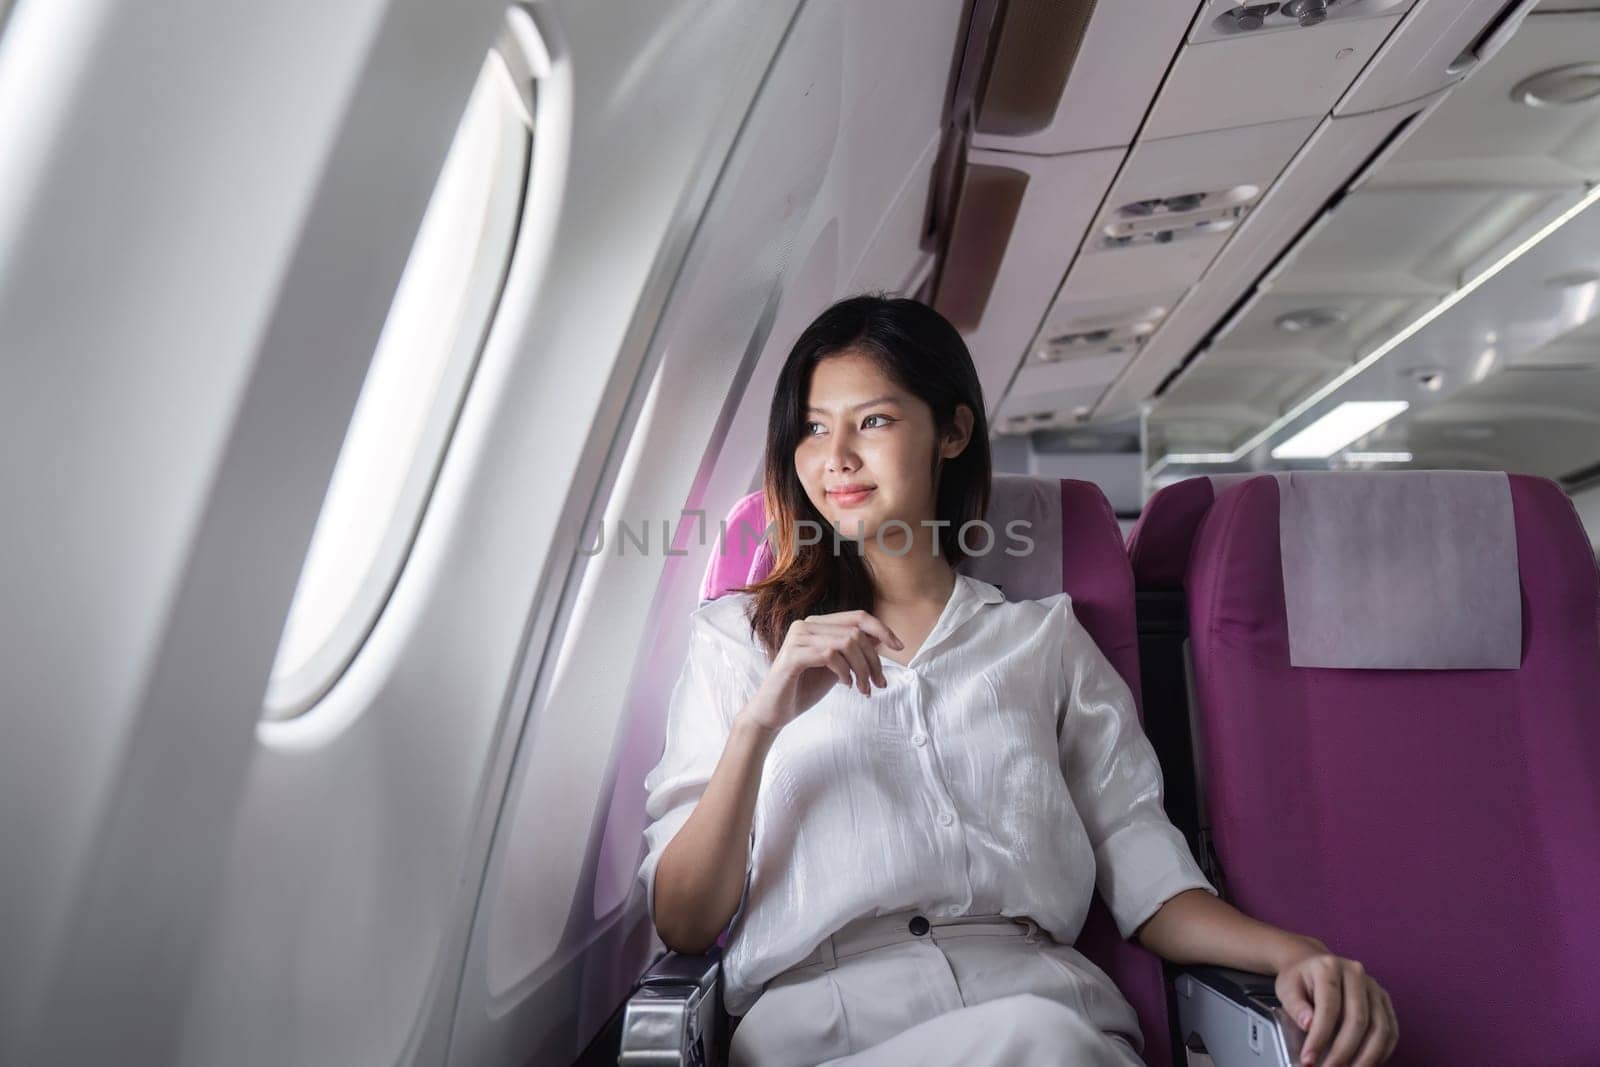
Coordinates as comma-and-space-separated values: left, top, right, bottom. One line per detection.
637, 294, 1398, 1067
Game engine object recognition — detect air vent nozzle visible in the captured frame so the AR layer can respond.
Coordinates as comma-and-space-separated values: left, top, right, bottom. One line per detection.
1204, 0, 1402, 38
1100, 185, 1261, 250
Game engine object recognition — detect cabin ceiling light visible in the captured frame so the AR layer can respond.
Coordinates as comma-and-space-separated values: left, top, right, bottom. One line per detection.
1513, 64, 1600, 109
1342, 451, 1413, 463
1271, 401, 1409, 459
1276, 307, 1348, 332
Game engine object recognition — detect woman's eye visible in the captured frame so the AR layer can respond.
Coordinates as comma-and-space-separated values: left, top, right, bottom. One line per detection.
803, 415, 889, 435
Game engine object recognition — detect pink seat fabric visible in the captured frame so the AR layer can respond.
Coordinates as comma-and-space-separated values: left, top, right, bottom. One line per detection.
700, 475, 1179, 1067
1183, 473, 1600, 1065
1126, 474, 1259, 590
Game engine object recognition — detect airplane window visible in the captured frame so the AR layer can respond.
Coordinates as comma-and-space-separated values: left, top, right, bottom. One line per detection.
262, 23, 536, 719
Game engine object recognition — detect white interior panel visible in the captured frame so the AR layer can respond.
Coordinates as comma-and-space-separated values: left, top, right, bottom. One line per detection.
1264, 187, 1567, 295
958, 145, 1125, 420
169, 4, 806, 1067
0, 0, 508, 1062
1096, 93, 1442, 420
1090, 117, 1323, 237
1062, 233, 1233, 305
995, 380, 1107, 426
1395, 366, 1600, 475
1142, 14, 1403, 140
968, 0, 1196, 155
1363, 11, 1600, 187
1002, 351, 1136, 416
1337, 0, 1540, 115
1062, 117, 1321, 303
1188, 0, 1415, 43
1209, 290, 1431, 366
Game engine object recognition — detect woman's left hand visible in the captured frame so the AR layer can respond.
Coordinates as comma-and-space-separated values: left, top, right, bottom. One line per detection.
1274, 945, 1398, 1066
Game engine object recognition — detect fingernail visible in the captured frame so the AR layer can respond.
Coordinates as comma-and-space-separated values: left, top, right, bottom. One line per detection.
1299, 1010, 1312, 1028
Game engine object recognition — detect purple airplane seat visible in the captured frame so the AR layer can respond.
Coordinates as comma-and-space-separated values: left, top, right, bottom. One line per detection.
1123, 474, 1271, 869
700, 472, 1184, 1067
1180, 470, 1600, 1065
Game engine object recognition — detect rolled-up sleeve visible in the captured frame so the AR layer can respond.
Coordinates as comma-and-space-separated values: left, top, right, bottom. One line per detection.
637, 609, 763, 932
1054, 597, 1216, 939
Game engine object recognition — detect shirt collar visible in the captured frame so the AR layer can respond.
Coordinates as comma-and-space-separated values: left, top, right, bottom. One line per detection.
895, 573, 1005, 670
961, 573, 1006, 605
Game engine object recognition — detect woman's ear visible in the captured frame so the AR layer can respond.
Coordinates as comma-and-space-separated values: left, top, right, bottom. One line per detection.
941, 403, 974, 459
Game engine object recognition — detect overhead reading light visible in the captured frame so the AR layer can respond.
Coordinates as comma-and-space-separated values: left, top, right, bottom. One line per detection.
1513, 64, 1600, 109
1270, 401, 1409, 459
1283, 0, 1331, 27
1276, 307, 1348, 332
1233, 4, 1274, 31
1217, 0, 1367, 34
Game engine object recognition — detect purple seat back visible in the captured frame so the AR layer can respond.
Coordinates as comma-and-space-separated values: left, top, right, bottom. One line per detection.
1126, 474, 1259, 589
1184, 472, 1600, 1065
701, 474, 1177, 1067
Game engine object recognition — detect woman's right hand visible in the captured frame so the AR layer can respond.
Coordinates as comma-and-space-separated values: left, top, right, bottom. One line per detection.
741, 611, 904, 734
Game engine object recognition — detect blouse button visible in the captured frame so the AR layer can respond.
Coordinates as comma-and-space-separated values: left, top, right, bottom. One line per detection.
937, 811, 955, 826
911, 733, 927, 746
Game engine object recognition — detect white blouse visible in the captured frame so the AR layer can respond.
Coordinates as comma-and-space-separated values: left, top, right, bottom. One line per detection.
636, 571, 1215, 1017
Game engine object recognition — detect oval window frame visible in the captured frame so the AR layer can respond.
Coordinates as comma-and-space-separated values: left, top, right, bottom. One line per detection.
262, 9, 543, 720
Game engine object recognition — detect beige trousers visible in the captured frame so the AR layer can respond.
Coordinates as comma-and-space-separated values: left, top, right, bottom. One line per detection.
727, 909, 1147, 1067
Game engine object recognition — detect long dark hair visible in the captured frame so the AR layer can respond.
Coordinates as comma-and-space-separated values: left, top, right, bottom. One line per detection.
737, 292, 991, 660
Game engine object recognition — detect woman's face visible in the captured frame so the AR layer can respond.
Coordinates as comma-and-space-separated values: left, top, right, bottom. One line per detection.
794, 350, 967, 543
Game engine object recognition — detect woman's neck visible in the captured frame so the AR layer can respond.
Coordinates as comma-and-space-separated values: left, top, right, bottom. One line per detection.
864, 550, 957, 610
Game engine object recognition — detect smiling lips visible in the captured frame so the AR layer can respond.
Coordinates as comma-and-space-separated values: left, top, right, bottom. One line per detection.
828, 485, 875, 506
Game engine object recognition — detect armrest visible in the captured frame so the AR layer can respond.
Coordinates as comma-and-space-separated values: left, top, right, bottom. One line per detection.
619, 947, 726, 1067
1172, 965, 1306, 1067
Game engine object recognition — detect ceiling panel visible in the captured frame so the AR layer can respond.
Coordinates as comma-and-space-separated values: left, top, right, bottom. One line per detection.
1143, 10, 1404, 139
1206, 291, 1429, 367
969, 0, 1196, 155
1062, 117, 1322, 304
1264, 188, 1565, 295
1408, 364, 1600, 475
1363, 12, 1600, 187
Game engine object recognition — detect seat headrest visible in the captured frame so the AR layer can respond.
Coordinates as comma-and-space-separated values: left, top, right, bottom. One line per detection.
1128, 474, 1258, 588
1199, 471, 1523, 670
953, 473, 1063, 600
698, 490, 772, 602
